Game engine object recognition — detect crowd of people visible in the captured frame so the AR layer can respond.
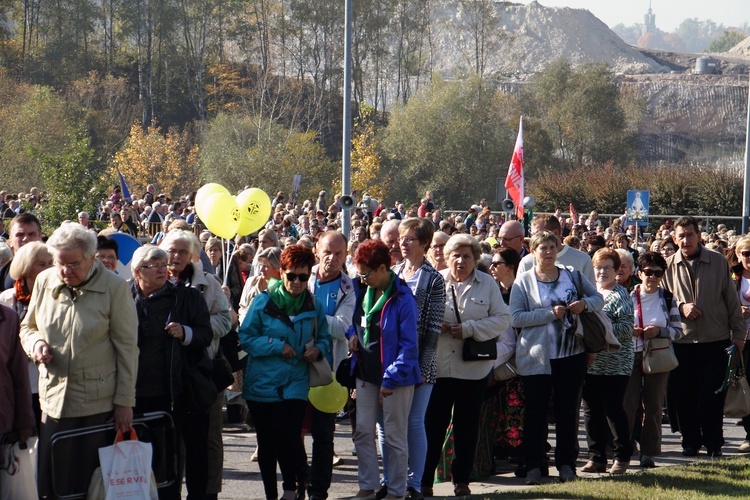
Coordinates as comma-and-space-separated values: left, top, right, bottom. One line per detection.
1, 185, 749, 500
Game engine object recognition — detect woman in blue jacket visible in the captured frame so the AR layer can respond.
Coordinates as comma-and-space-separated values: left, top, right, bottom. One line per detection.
347, 239, 421, 500
240, 245, 330, 500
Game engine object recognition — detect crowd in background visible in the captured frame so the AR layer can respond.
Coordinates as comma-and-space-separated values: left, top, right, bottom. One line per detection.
1, 184, 749, 500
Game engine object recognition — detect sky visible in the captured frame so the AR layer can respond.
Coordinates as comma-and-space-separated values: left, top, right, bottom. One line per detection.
517, 1, 750, 32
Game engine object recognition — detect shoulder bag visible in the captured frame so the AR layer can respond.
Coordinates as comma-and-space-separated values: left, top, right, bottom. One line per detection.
307, 316, 333, 387
637, 286, 678, 374
450, 284, 497, 361
721, 345, 750, 418
572, 271, 609, 353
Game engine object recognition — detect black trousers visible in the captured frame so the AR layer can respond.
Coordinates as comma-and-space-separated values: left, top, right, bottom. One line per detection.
582, 374, 633, 463
308, 405, 335, 498
135, 395, 209, 500
522, 352, 587, 471
422, 377, 486, 485
247, 399, 308, 499
669, 340, 730, 451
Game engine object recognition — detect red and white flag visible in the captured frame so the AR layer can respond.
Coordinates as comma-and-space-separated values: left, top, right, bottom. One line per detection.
504, 116, 524, 220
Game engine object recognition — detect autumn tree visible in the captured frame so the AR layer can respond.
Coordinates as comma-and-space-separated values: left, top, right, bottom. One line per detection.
330, 104, 389, 200
113, 120, 200, 198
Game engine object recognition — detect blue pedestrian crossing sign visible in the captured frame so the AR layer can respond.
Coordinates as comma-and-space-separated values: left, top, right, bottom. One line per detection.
627, 190, 649, 225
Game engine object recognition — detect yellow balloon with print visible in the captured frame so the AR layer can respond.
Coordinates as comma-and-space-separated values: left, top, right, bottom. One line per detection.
308, 379, 349, 414
201, 192, 241, 239
236, 188, 272, 236
195, 183, 230, 220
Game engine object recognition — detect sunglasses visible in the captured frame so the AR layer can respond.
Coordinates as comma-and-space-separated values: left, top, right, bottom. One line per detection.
641, 269, 664, 278
741, 251, 750, 258
285, 272, 310, 283
490, 261, 506, 268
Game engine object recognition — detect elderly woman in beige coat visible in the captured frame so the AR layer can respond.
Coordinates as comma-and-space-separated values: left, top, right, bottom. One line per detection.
20, 222, 138, 498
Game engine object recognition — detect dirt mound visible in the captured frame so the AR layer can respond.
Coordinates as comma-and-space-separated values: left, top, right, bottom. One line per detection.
726, 36, 750, 59
431, 1, 669, 78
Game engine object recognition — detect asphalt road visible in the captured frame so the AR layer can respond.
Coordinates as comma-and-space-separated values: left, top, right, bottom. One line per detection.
209, 412, 749, 499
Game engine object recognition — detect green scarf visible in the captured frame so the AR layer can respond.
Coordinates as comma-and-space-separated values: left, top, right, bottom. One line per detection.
268, 278, 306, 316
362, 271, 396, 346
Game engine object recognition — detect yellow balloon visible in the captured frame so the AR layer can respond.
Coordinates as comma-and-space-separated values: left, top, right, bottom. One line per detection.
236, 188, 272, 236
201, 192, 241, 239
309, 379, 349, 414
195, 183, 230, 220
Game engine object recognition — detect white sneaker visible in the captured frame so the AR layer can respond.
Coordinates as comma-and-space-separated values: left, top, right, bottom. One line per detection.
250, 447, 259, 462
739, 440, 750, 453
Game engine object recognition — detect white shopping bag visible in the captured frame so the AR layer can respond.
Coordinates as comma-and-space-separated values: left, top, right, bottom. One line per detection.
0, 437, 38, 500
97, 429, 157, 500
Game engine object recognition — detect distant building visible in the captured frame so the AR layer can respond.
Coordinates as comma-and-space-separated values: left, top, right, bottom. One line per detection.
643, 1, 656, 34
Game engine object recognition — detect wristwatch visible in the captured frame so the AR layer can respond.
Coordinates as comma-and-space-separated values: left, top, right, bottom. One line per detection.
583, 302, 589, 312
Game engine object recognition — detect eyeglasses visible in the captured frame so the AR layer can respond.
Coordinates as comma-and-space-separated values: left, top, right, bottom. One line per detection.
641, 269, 664, 278
594, 265, 615, 272
498, 235, 522, 242
430, 244, 445, 250
56, 260, 84, 271
356, 269, 375, 280
741, 251, 750, 258
140, 264, 168, 271
490, 261, 506, 268
398, 236, 417, 245
285, 272, 310, 283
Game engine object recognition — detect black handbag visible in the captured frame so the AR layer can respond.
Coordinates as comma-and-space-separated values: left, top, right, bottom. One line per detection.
335, 356, 357, 389
211, 348, 235, 391
462, 337, 498, 361
182, 352, 219, 414
219, 328, 247, 372
449, 284, 497, 361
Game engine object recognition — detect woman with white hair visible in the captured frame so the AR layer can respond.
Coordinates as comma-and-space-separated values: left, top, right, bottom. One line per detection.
160, 229, 232, 499
422, 233, 510, 497
20, 223, 138, 497
129, 244, 213, 499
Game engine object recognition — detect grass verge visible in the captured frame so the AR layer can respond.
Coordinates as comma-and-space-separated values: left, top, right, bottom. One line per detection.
486, 457, 750, 499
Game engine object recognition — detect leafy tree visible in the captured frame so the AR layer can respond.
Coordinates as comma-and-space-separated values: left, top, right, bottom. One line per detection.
522, 60, 636, 167
380, 76, 513, 209
37, 129, 106, 229
199, 111, 337, 199
675, 18, 722, 53
0, 81, 77, 191
113, 120, 200, 198
706, 30, 748, 53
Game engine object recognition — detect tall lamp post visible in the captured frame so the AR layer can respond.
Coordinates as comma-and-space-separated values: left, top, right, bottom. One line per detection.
341, 0, 353, 238
743, 76, 750, 234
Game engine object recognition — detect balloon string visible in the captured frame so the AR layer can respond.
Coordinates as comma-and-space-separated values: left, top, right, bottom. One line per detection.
222, 237, 231, 286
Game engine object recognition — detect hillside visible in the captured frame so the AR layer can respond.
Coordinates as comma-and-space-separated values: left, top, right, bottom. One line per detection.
430, 0, 669, 78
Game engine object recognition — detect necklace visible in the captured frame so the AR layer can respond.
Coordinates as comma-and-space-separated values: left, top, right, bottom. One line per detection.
536, 268, 558, 283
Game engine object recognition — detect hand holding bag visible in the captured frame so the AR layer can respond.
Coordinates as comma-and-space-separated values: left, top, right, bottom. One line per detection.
721, 345, 750, 418
307, 316, 333, 387
93, 429, 158, 500
572, 271, 620, 353
636, 287, 678, 374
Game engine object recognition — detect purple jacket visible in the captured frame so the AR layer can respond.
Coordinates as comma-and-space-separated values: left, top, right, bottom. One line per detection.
0, 304, 34, 438
346, 278, 422, 390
